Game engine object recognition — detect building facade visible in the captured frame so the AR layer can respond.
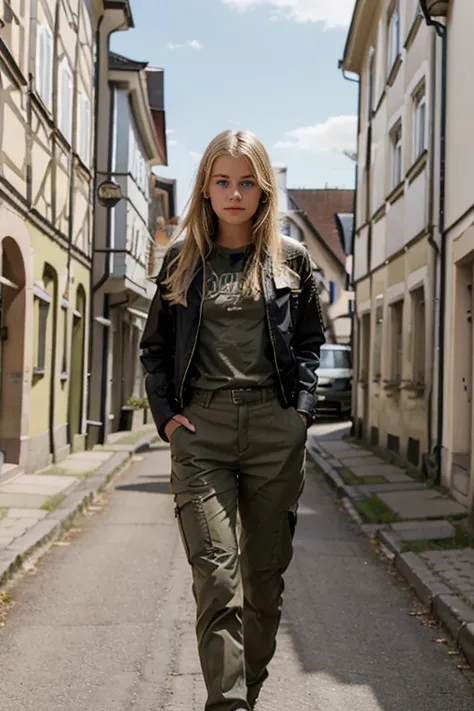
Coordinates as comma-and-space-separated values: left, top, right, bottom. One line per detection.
434, 0, 474, 507
274, 167, 354, 344
342, 0, 436, 473
88, 50, 167, 446
288, 189, 355, 345
0, 0, 109, 473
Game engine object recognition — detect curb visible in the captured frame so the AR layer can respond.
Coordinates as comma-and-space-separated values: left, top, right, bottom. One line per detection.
0, 433, 160, 586
306, 440, 474, 669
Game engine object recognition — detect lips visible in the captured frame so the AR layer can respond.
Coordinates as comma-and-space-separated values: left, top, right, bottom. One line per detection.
225, 207, 244, 212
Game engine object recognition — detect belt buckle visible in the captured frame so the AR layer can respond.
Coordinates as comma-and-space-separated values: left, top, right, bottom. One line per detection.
231, 389, 240, 405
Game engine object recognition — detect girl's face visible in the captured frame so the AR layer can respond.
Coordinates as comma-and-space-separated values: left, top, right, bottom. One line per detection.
207, 155, 263, 228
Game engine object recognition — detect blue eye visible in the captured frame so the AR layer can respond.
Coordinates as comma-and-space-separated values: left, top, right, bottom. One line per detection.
242, 181, 255, 188
217, 179, 228, 187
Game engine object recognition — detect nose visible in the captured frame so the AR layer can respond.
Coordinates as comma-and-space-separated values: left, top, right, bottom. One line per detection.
230, 186, 242, 201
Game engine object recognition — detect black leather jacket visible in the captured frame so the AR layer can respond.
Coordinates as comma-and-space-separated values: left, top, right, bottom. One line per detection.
140, 236, 326, 441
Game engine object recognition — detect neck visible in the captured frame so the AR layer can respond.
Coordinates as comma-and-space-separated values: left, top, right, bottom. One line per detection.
215, 220, 252, 250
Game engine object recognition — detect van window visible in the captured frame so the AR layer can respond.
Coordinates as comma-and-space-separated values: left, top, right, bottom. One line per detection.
320, 348, 352, 369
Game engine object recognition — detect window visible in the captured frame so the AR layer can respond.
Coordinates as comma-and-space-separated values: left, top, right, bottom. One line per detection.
373, 302, 384, 380
411, 288, 426, 384
36, 25, 53, 110
367, 47, 376, 121
33, 287, 52, 375
390, 300, 404, 383
78, 92, 91, 165
61, 305, 68, 378
58, 59, 74, 142
359, 313, 371, 382
387, 5, 400, 72
413, 84, 426, 160
390, 123, 402, 188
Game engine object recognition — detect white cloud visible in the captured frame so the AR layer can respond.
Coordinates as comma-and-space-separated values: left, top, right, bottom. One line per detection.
221, 0, 355, 27
166, 129, 175, 135
275, 115, 357, 154
189, 151, 203, 163
167, 40, 204, 50
168, 140, 178, 147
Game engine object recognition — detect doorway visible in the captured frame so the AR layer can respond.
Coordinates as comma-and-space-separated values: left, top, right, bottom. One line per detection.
68, 286, 86, 449
0, 237, 26, 464
451, 263, 473, 499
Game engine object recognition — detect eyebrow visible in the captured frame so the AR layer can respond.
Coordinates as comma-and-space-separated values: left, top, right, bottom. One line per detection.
212, 173, 255, 180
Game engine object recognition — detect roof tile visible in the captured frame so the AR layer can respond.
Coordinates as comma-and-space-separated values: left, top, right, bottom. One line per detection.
288, 189, 354, 265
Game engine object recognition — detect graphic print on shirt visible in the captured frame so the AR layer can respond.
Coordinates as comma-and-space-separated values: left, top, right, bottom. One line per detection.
205, 261, 246, 311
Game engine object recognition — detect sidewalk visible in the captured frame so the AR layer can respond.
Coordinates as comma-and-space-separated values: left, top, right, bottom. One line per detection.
307, 430, 474, 668
0, 426, 161, 585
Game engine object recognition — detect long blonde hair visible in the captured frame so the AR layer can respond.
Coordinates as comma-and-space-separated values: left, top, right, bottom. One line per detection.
163, 130, 282, 305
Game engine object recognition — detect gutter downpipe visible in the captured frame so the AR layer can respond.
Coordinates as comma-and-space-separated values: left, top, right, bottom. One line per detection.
419, 1, 447, 484
338, 65, 361, 437
88, 12, 119, 447
86, 13, 105, 449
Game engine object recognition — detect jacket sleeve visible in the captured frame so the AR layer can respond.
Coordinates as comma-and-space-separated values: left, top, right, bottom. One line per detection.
293, 251, 326, 420
140, 258, 181, 441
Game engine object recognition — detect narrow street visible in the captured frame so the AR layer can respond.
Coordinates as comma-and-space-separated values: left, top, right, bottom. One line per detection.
0, 426, 473, 711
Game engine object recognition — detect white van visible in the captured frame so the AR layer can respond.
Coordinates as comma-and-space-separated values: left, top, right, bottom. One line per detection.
316, 344, 352, 419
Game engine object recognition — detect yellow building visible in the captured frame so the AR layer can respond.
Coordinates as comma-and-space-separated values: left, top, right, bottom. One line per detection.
0, 0, 134, 474
341, 0, 435, 471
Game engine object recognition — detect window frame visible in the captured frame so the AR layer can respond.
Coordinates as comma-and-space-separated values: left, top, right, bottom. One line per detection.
367, 46, 376, 122
33, 286, 52, 376
78, 91, 91, 166
389, 299, 404, 384
413, 84, 427, 161
58, 58, 74, 143
411, 287, 426, 385
60, 302, 69, 380
390, 122, 403, 189
373, 302, 384, 381
387, 4, 401, 73
36, 24, 53, 111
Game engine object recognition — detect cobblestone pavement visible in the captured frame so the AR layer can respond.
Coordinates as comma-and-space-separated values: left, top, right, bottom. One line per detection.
420, 549, 474, 608
0, 435, 473, 710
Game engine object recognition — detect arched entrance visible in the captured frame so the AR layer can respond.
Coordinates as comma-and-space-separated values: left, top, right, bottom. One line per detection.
0, 237, 26, 465
68, 285, 86, 449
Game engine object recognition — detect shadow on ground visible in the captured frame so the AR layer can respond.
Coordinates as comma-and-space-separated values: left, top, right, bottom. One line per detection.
275, 453, 474, 709
115, 474, 172, 495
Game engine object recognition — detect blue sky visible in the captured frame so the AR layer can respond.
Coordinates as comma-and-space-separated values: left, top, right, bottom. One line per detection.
111, 0, 358, 214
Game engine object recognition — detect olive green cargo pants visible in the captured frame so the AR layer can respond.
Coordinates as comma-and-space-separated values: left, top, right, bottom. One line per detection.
170, 386, 307, 711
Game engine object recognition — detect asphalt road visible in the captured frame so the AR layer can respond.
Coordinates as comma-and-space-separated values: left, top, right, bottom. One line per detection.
1, 425, 473, 711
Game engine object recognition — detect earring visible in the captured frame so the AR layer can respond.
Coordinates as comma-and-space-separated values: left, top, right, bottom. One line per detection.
261, 194, 268, 204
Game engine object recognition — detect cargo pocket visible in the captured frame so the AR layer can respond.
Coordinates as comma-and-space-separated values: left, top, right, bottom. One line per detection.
174, 493, 214, 564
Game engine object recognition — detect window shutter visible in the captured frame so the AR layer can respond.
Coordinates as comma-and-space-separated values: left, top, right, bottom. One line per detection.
45, 29, 53, 110
84, 97, 91, 164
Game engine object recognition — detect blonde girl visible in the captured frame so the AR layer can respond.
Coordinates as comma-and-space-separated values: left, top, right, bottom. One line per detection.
141, 130, 325, 711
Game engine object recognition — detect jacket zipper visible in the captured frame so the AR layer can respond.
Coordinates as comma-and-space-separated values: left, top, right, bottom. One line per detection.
262, 264, 288, 406
179, 263, 204, 407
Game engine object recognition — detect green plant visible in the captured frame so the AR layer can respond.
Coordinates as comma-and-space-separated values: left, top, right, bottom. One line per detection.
339, 468, 386, 486
40, 494, 65, 512
354, 495, 399, 524
125, 397, 150, 410
402, 523, 474, 553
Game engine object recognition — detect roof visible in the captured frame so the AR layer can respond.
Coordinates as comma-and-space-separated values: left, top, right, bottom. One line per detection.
109, 51, 148, 72
288, 189, 354, 265
104, 0, 135, 28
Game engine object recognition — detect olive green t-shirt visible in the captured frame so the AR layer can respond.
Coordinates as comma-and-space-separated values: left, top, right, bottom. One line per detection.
190, 244, 276, 391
